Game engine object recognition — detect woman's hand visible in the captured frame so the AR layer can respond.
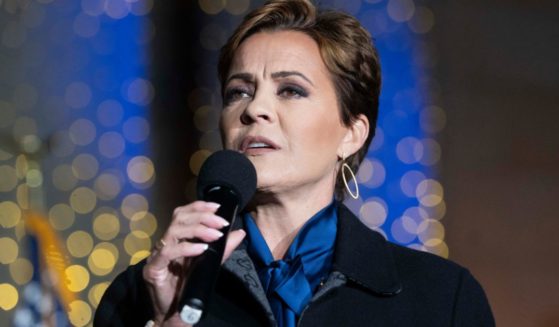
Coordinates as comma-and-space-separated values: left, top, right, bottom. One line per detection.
142, 201, 246, 326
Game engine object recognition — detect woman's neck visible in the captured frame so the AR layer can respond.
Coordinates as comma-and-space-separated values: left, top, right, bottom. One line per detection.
247, 185, 335, 260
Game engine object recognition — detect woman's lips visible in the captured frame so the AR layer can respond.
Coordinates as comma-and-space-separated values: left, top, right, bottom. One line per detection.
239, 136, 280, 155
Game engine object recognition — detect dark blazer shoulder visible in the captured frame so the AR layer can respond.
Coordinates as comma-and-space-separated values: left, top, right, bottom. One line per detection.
335, 204, 495, 326
94, 260, 154, 327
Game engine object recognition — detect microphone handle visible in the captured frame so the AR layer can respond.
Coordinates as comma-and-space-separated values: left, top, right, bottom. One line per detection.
179, 186, 239, 324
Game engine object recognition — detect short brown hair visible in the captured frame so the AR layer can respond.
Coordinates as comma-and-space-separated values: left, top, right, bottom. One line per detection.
218, 0, 381, 199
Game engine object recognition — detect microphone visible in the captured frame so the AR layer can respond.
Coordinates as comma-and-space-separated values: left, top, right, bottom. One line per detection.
179, 150, 257, 324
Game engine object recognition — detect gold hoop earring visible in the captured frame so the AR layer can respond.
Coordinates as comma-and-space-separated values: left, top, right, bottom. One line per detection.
341, 155, 359, 199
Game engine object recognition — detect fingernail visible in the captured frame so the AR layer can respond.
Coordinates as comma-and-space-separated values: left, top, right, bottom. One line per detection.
200, 244, 209, 251
206, 202, 221, 209
213, 230, 224, 238
221, 219, 230, 227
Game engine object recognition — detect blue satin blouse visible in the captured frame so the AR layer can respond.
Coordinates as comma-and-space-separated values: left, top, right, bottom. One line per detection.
242, 202, 338, 327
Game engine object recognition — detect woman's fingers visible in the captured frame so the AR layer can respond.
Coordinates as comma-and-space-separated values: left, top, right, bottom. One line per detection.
173, 201, 220, 216
147, 241, 209, 271
165, 224, 224, 243
172, 205, 229, 229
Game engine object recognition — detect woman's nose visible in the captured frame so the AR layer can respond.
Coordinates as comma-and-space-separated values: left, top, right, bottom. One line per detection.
240, 90, 275, 125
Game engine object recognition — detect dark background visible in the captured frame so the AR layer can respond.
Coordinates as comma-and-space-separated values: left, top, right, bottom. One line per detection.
431, 1, 559, 326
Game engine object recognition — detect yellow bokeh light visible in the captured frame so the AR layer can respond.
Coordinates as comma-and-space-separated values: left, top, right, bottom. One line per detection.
21, 135, 42, 154
68, 300, 92, 327
65, 265, 90, 293
0, 283, 18, 310
130, 250, 151, 265
416, 179, 444, 207
124, 231, 151, 256
121, 193, 148, 219
72, 153, 100, 180
16, 184, 29, 209
26, 169, 43, 187
199, 0, 225, 15
417, 219, 445, 246
94, 172, 122, 201
130, 211, 157, 236
88, 248, 116, 276
49, 203, 75, 231
88, 242, 119, 276
0, 165, 18, 192
93, 213, 120, 241
67, 231, 94, 258
422, 200, 446, 221
9, 258, 33, 285
0, 201, 21, 228
189, 149, 211, 176
425, 241, 449, 258
15, 155, 28, 179
52, 164, 78, 191
96, 242, 119, 258
127, 156, 155, 184
88, 282, 109, 309
0, 237, 19, 264
70, 186, 97, 214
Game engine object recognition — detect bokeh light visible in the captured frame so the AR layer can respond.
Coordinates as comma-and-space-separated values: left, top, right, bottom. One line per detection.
0, 201, 21, 228
0, 0, 446, 324
65, 265, 90, 293
67, 231, 94, 258
0, 284, 19, 310
9, 258, 34, 286
67, 300, 92, 327
0, 238, 19, 264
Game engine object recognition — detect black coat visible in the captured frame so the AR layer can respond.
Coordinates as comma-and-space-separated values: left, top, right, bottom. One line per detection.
94, 205, 494, 326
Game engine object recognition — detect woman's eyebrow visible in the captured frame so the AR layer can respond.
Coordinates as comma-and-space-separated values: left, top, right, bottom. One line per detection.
225, 72, 253, 85
271, 71, 314, 86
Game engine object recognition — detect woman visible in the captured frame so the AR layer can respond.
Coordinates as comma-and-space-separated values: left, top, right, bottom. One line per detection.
95, 0, 494, 326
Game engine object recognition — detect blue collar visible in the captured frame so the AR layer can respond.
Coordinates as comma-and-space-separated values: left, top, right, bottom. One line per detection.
243, 202, 338, 327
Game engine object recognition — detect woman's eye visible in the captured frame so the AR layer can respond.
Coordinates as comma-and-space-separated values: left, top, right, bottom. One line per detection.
278, 85, 308, 98
224, 88, 252, 104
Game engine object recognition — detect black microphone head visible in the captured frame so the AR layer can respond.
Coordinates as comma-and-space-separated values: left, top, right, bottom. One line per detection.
197, 150, 257, 209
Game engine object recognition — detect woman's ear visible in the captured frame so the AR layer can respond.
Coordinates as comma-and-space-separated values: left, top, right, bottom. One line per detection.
338, 114, 369, 158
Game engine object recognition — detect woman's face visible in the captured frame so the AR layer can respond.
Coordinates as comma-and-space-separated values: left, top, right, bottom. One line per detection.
220, 30, 349, 196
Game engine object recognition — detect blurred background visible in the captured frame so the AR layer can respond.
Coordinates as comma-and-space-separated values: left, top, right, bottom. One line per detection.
0, 0, 557, 326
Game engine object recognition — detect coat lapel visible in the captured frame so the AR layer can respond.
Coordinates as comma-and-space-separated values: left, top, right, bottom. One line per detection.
333, 204, 402, 296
